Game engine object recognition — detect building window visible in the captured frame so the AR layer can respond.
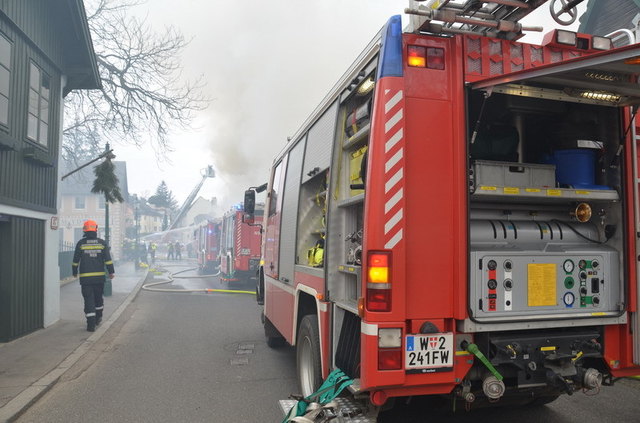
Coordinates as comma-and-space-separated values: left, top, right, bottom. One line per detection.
0, 33, 11, 127
75, 196, 85, 209
27, 62, 50, 146
98, 196, 105, 209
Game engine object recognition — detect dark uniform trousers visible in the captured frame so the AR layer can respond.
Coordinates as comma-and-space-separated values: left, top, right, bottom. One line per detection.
81, 284, 104, 319
72, 233, 115, 329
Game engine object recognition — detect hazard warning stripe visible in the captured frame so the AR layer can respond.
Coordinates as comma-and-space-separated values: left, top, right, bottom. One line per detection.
385, 148, 403, 173
385, 188, 403, 214
385, 90, 403, 113
385, 168, 403, 193
382, 88, 405, 250
385, 109, 403, 133
385, 128, 403, 153
384, 209, 403, 235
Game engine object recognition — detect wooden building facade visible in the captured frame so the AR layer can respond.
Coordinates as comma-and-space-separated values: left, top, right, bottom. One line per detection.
0, 0, 99, 341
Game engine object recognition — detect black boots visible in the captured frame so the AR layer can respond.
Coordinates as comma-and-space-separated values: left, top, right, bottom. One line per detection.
96, 310, 103, 326
87, 316, 96, 332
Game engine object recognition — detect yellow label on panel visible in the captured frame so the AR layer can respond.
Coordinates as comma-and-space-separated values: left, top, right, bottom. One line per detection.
547, 189, 562, 196
504, 187, 520, 194
528, 263, 557, 307
591, 312, 606, 316
540, 346, 557, 351
525, 188, 541, 193
576, 190, 590, 195
480, 186, 497, 191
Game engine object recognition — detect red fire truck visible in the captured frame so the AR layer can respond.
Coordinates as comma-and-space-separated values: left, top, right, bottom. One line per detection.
195, 219, 221, 274
248, 0, 640, 417
219, 205, 263, 282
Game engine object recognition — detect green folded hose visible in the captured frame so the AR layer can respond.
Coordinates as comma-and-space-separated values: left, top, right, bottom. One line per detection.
467, 343, 503, 381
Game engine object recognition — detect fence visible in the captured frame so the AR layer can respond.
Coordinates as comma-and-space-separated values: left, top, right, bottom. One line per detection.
58, 241, 75, 280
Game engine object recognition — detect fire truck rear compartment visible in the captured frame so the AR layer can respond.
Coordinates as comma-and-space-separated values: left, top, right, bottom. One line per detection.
465, 89, 626, 328
457, 85, 626, 401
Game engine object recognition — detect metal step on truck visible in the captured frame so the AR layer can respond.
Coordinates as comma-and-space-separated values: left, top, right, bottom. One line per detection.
243, 1, 640, 420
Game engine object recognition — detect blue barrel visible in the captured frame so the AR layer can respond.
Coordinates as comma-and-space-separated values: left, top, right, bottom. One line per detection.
552, 149, 606, 189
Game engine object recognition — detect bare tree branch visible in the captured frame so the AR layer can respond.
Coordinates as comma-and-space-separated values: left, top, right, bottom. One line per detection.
63, 0, 207, 166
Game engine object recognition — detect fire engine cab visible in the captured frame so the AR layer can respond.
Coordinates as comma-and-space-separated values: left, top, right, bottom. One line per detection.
246, 0, 640, 418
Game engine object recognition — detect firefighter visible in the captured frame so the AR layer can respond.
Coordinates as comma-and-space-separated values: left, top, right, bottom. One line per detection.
167, 241, 175, 260
175, 242, 182, 260
150, 242, 157, 263
72, 220, 115, 332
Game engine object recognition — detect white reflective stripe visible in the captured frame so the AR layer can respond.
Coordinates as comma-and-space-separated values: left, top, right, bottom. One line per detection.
385, 188, 403, 214
361, 322, 378, 336
319, 302, 327, 312
384, 209, 403, 234
385, 148, 403, 173
385, 128, 403, 154
86, 313, 96, 317
385, 228, 404, 249
95, 306, 104, 310
385, 90, 403, 114
385, 109, 403, 133
385, 168, 403, 194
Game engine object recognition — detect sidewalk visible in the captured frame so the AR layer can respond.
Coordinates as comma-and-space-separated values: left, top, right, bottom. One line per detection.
0, 261, 147, 422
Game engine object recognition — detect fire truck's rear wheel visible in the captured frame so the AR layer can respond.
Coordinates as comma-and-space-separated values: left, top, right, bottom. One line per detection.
297, 315, 322, 397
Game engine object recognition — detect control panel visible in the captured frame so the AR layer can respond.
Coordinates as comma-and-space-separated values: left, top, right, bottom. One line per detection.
469, 250, 621, 320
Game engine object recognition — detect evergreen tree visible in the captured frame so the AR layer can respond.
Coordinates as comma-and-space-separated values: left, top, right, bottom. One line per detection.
148, 181, 178, 210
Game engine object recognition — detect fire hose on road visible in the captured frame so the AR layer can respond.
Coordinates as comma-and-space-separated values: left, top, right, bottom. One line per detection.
142, 265, 256, 295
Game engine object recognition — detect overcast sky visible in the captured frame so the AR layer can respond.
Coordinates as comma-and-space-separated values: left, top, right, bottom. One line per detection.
115, 0, 585, 212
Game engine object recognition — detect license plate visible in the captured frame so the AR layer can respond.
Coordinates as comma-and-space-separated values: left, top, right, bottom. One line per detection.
405, 333, 454, 373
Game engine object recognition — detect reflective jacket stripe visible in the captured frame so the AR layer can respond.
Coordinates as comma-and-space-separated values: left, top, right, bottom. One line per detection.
81, 245, 104, 250
79, 272, 106, 277
105, 260, 113, 265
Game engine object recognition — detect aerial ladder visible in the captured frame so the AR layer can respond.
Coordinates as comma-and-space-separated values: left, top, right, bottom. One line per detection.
406, 0, 586, 38
168, 165, 215, 230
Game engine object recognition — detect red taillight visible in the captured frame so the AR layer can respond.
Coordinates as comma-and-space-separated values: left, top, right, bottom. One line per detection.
366, 289, 391, 312
366, 251, 392, 312
378, 348, 402, 370
407, 45, 445, 70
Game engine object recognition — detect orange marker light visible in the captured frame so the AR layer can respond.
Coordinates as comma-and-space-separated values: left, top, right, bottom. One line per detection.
368, 267, 389, 283
407, 45, 427, 67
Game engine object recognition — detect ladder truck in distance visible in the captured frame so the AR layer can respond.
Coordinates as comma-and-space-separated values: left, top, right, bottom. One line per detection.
243, 0, 640, 418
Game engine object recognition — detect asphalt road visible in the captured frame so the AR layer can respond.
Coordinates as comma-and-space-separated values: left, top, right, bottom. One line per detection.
17, 262, 298, 422
16, 261, 640, 422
